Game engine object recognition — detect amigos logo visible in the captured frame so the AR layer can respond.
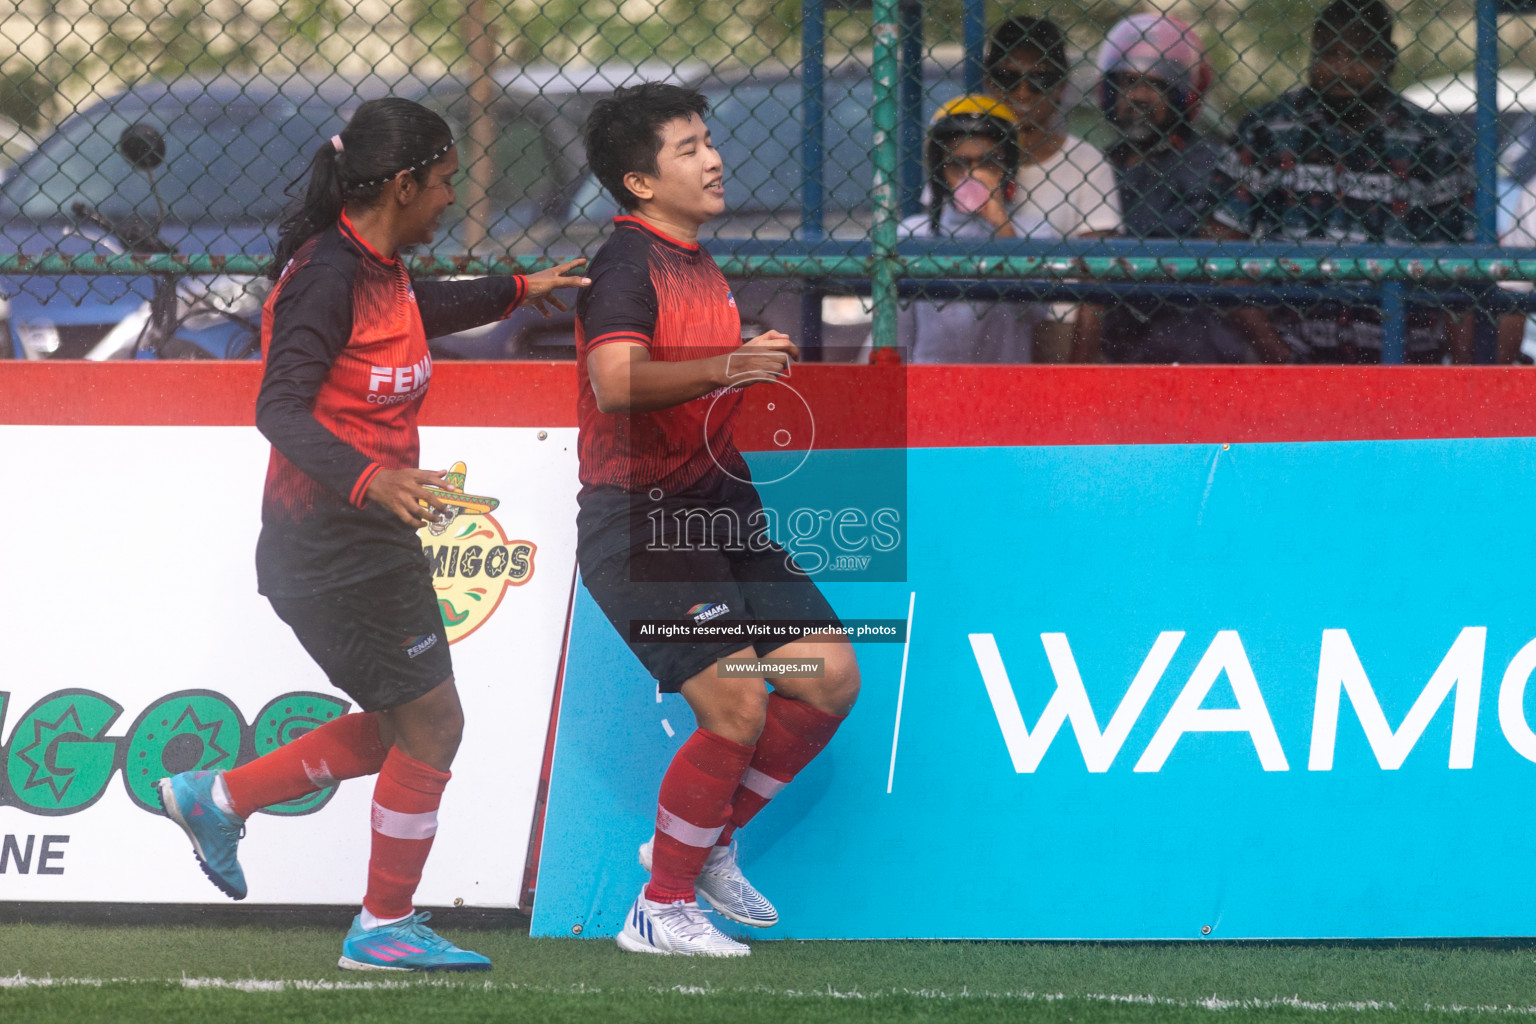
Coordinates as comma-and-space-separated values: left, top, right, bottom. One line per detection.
417, 461, 537, 643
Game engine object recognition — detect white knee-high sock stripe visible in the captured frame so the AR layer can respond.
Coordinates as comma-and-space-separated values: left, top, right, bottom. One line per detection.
741, 766, 787, 799
370, 802, 439, 840
656, 806, 723, 848
303, 758, 337, 787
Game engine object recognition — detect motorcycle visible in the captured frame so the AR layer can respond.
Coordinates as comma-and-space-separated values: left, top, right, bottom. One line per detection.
64, 123, 265, 360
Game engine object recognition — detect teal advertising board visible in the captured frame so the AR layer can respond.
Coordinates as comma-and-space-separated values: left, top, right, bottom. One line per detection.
532, 438, 1536, 939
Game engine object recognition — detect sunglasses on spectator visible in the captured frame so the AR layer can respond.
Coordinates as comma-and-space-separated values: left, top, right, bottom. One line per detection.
990, 68, 1059, 95
942, 153, 1009, 174
1106, 72, 1173, 95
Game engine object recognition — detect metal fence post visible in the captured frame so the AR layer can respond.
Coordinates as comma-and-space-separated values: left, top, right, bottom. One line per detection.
963, 0, 986, 95
1381, 282, 1406, 364
870, 0, 901, 356
461, 0, 498, 254
1474, 0, 1501, 364
800, 0, 826, 246
898, 0, 924, 218
1475, 0, 1500, 247
800, 0, 827, 357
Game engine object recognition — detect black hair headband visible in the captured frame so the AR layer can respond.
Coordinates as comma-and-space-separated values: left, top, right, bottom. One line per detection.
342, 139, 454, 192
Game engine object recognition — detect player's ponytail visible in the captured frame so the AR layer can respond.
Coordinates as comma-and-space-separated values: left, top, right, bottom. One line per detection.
271, 98, 453, 279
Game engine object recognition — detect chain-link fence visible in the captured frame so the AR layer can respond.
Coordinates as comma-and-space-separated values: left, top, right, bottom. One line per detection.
1, 0, 1535, 362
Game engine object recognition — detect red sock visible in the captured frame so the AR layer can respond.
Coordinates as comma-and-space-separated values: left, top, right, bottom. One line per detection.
362, 748, 451, 921
645, 729, 755, 904
717, 694, 846, 846
223, 712, 387, 819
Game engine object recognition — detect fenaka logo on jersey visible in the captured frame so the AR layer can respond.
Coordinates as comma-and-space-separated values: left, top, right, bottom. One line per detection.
400, 633, 438, 659
417, 461, 536, 644
690, 602, 730, 624
368, 355, 433, 405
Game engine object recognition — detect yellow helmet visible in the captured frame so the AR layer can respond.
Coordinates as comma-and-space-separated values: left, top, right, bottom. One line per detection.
925, 94, 1021, 232
930, 94, 1017, 127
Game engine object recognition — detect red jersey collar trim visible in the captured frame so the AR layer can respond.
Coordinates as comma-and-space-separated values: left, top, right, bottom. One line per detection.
613, 215, 700, 252
338, 211, 399, 265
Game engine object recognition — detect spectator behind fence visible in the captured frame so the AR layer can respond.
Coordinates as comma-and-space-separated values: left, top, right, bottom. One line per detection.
1212, 0, 1475, 363
896, 96, 1052, 363
1496, 185, 1536, 363
986, 16, 1120, 361
1087, 14, 1289, 364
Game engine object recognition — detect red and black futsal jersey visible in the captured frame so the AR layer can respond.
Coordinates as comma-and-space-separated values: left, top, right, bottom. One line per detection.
574, 215, 748, 494
255, 213, 527, 599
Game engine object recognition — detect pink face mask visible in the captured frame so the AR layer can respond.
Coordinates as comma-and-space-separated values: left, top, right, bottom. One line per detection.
951, 176, 993, 215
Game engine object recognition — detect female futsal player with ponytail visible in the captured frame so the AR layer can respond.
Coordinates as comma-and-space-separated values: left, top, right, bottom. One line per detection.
156, 97, 588, 972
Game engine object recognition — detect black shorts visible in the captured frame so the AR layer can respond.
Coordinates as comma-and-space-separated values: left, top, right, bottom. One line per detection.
268, 560, 452, 712
577, 476, 842, 692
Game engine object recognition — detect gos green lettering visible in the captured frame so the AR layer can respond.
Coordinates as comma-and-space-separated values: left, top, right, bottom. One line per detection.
122, 690, 244, 811
6, 690, 122, 814
250, 692, 351, 816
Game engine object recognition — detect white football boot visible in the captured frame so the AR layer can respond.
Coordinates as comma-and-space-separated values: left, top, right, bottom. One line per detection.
616, 887, 750, 957
639, 837, 779, 928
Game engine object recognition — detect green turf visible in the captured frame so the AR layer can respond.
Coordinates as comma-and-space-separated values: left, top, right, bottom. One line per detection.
4, 918, 1536, 1023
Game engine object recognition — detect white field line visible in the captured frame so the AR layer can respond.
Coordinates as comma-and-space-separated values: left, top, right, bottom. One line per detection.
5, 974, 1536, 1013
662, 987, 1536, 1014
0, 975, 484, 992
886, 590, 916, 794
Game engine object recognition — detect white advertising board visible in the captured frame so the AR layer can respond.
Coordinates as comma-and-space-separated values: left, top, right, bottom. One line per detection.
0, 424, 578, 908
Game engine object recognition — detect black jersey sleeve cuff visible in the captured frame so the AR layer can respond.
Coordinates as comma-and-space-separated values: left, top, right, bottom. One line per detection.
350, 462, 384, 508
501, 275, 528, 317
587, 330, 652, 350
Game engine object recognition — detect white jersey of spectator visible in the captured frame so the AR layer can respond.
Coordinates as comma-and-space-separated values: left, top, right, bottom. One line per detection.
1504, 185, 1536, 252
1014, 135, 1122, 238
895, 205, 1055, 363
1499, 185, 1536, 362
1501, 186, 1536, 307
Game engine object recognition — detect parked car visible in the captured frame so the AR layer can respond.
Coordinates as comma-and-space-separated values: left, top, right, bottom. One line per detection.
0, 59, 979, 361
407, 64, 708, 360
0, 71, 551, 361
0, 68, 670, 361
442, 57, 970, 359
0, 73, 363, 358
405, 62, 722, 359
0, 116, 37, 170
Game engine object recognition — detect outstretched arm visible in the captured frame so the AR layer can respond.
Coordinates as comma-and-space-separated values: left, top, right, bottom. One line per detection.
414, 259, 590, 338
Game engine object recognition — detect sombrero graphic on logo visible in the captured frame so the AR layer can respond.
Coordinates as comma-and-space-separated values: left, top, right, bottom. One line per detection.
417, 461, 536, 643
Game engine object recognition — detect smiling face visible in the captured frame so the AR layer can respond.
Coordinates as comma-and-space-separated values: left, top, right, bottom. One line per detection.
987, 48, 1064, 137
399, 146, 459, 247
1109, 72, 1176, 144
623, 113, 725, 230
